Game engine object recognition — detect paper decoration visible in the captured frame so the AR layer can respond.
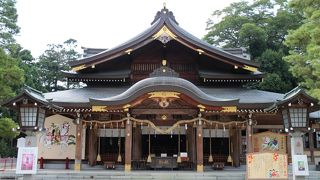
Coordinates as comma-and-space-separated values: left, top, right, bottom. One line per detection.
17, 137, 26, 148
247, 152, 288, 179
253, 131, 287, 153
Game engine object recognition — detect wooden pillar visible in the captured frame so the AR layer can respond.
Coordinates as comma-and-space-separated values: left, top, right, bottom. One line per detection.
246, 115, 253, 153
232, 127, 241, 167
125, 120, 132, 171
74, 123, 83, 170
196, 122, 203, 172
132, 126, 142, 160
287, 134, 292, 164
309, 132, 315, 164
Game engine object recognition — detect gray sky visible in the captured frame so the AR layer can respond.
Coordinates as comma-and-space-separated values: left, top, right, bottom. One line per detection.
16, 0, 239, 57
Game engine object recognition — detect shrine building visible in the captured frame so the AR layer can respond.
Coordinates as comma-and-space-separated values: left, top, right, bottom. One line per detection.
3, 7, 320, 172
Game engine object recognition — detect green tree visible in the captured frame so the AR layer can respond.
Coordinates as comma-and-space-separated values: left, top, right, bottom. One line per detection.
257, 49, 294, 92
0, 117, 18, 139
0, 48, 24, 101
284, 0, 320, 99
204, 0, 301, 93
239, 23, 267, 59
0, 0, 20, 51
9, 44, 44, 91
37, 39, 80, 92
0, 117, 19, 157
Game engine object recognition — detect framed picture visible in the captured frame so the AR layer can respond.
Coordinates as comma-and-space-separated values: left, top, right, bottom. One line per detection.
292, 155, 309, 176
16, 147, 38, 174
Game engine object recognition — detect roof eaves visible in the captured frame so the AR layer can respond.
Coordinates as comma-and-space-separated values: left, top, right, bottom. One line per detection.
165, 18, 260, 68
69, 18, 164, 68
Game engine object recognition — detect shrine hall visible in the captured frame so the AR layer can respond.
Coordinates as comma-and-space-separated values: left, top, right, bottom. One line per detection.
3, 6, 320, 172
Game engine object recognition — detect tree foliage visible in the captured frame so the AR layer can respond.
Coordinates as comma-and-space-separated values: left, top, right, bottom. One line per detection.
0, 0, 20, 51
9, 44, 44, 91
0, 117, 18, 139
0, 48, 24, 101
37, 39, 80, 92
284, 0, 320, 99
204, 0, 302, 93
0, 118, 19, 157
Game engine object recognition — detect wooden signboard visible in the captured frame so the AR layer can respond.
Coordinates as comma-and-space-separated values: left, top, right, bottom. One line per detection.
253, 131, 287, 153
246, 152, 288, 180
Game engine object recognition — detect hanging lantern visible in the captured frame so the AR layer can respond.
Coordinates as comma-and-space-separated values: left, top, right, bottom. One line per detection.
17, 99, 46, 131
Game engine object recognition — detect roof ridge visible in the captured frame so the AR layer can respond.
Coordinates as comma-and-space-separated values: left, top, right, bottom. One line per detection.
24, 85, 44, 97
151, 6, 178, 25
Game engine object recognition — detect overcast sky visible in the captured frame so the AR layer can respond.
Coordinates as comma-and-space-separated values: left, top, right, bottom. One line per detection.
16, 0, 240, 57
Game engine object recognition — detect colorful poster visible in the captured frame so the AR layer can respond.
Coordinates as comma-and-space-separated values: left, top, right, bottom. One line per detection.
292, 155, 309, 176
37, 114, 77, 159
16, 147, 38, 174
247, 152, 288, 179
253, 131, 287, 153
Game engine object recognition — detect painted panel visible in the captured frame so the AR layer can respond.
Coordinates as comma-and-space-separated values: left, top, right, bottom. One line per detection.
253, 131, 287, 153
37, 115, 76, 159
247, 152, 288, 179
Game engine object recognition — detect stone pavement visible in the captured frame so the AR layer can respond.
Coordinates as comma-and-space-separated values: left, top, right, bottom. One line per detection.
1, 169, 320, 180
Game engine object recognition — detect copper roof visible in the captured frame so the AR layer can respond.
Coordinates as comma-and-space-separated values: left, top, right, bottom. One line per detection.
69, 7, 259, 70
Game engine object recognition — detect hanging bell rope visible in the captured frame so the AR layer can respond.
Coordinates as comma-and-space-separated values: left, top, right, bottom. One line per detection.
177, 125, 181, 163
208, 126, 213, 163
147, 125, 152, 163
227, 124, 233, 165
96, 135, 101, 162
117, 123, 122, 163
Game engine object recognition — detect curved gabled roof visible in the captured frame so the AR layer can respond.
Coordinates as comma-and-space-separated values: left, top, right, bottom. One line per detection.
1, 86, 61, 110
265, 86, 319, 112
70, 7, 259, 70
90, 76, 239, 106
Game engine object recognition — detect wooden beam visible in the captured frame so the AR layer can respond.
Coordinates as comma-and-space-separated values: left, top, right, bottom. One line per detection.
253, 125, 283, 129
131, 108, 198, 115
